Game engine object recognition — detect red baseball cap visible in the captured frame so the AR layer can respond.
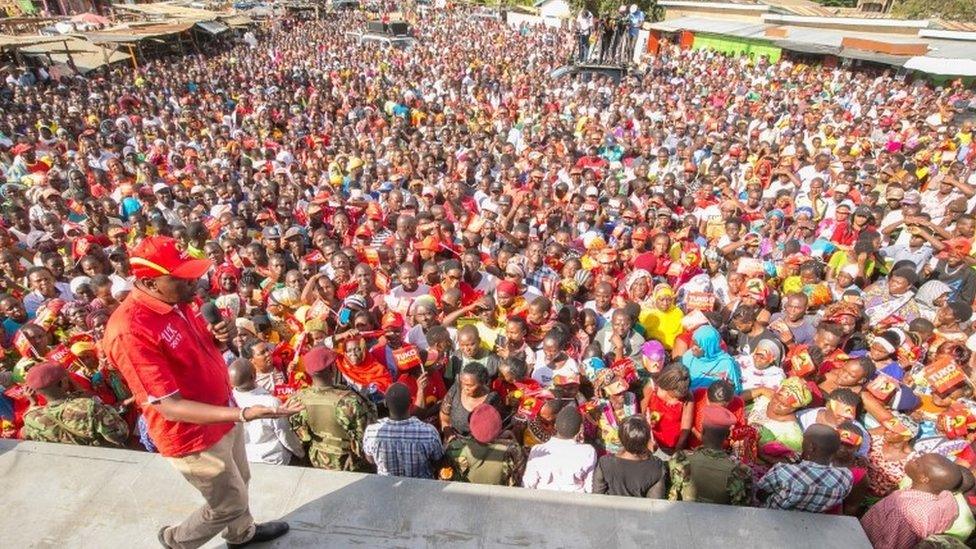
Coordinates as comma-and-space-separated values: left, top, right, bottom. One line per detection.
129, 236, 213, 280
381, 311, 405, 329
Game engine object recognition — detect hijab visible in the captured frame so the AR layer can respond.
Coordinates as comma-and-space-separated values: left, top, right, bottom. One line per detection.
916, 280, 951, 321
641, 283, 684, 349
682, 325, 741, 392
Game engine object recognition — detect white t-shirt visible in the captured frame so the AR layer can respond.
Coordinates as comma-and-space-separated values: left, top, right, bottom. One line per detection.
531, 350, 579, 386
384, 284, 431, 316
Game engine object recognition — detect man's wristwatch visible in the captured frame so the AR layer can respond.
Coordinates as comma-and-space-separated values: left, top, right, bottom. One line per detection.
238, 407, 250, 423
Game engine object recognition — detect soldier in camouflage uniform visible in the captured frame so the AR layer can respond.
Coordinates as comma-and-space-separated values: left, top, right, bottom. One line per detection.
287, 346, 376, 471
667, 404, 753, 505
443, 404, 525, 486
21, 363, 129, 447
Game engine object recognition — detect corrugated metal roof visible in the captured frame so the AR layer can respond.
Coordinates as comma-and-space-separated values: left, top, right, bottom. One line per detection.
771, 39, 837, 55
0, 34, 70, 48
222, 14, 253, 27
932, 19, 976, 33
924, 38, 976, 60
648, 16, 769, 37
111, 3, 228, 21
837, 48, 909, 66
196, 20, 229, 34
84, 22, 194, 43
18, 36, 128, 72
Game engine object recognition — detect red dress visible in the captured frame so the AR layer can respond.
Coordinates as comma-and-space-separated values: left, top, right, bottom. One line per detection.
647, 391, 685, 451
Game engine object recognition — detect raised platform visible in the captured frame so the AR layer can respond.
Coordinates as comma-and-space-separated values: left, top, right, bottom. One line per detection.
0, 439, 872, 548
551, 63, 630, 82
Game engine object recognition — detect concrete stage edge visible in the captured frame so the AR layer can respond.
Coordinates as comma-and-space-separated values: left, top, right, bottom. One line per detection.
0, 439, 871, 548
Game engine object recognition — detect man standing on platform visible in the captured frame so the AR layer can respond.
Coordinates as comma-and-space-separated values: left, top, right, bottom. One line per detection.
103, 236, 300, 549
576, 10, 594, 62
625, 4, 645, 64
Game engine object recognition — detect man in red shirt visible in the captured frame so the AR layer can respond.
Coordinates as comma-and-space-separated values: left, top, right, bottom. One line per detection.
103, 236, 299, 549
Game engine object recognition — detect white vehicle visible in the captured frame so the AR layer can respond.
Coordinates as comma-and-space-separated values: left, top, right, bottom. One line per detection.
469, 8, 502, 22
346, 31, 416, 49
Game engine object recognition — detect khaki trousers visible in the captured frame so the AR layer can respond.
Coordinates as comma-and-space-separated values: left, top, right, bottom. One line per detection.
163, 424, 256, 549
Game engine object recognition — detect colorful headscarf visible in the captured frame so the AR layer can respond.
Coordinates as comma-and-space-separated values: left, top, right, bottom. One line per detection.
776, 376, 812, 409
625, 269, 652, 296
823, 301, 861, 324
653, 283, 675, 301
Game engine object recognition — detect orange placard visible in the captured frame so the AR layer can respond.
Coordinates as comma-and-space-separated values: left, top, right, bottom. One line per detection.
788, 348, 816, 378
866, 373, 899, 401
392, 345, 422, 371
685, 291, 714, 311
925, 357, 968, 396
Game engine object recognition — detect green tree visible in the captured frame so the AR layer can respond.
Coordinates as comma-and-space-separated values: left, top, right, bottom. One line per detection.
891, 0, 976, 22
567, 0, 663, 21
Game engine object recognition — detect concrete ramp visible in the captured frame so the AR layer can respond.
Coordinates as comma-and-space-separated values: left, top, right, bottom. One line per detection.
0, 440, 871, 548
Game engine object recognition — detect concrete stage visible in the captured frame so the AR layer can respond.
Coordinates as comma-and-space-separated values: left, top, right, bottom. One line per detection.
0, 439, 871, 548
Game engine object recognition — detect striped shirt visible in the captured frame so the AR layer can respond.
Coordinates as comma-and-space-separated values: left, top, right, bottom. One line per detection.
362, 417, 443, 479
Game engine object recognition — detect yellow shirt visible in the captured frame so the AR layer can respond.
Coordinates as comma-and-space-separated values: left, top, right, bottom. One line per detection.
638, 306, 684, 350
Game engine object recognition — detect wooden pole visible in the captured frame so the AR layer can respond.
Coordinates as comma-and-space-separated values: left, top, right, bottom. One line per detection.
128, 43, 137, 69
61, 39, 78, 74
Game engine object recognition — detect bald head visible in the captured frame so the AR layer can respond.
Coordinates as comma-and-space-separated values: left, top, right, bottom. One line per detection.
908, 454, 963, 494
228, 358, 256, 390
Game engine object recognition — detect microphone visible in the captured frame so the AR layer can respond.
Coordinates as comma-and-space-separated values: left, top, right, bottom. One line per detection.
200, 302, 222, 325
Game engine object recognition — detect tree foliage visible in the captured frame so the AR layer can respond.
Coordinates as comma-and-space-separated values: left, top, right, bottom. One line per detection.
567, 0, 663, 20
891, 0, 976, 22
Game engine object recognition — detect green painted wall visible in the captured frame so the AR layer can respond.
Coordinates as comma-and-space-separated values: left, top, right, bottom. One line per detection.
691, 34, 782, 63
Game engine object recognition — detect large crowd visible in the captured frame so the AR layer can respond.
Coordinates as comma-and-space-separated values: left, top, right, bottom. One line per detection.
2, 6, 976, 548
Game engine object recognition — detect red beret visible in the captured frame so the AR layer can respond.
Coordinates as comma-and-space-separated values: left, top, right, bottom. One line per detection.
302, 346, 337, 375
469, 404, 502, 444
701, 404, 737, 429
24, 362, 66, 391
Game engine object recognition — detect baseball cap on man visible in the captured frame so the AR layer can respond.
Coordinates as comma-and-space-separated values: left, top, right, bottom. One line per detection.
129, 236, 213, 279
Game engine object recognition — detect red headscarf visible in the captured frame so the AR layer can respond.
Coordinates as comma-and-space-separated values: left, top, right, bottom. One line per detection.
337, 338, 393, 394
210, 263, 241, 295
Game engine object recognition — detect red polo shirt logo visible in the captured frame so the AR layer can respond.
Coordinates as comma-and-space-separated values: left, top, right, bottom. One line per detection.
160, 324, 184, 349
